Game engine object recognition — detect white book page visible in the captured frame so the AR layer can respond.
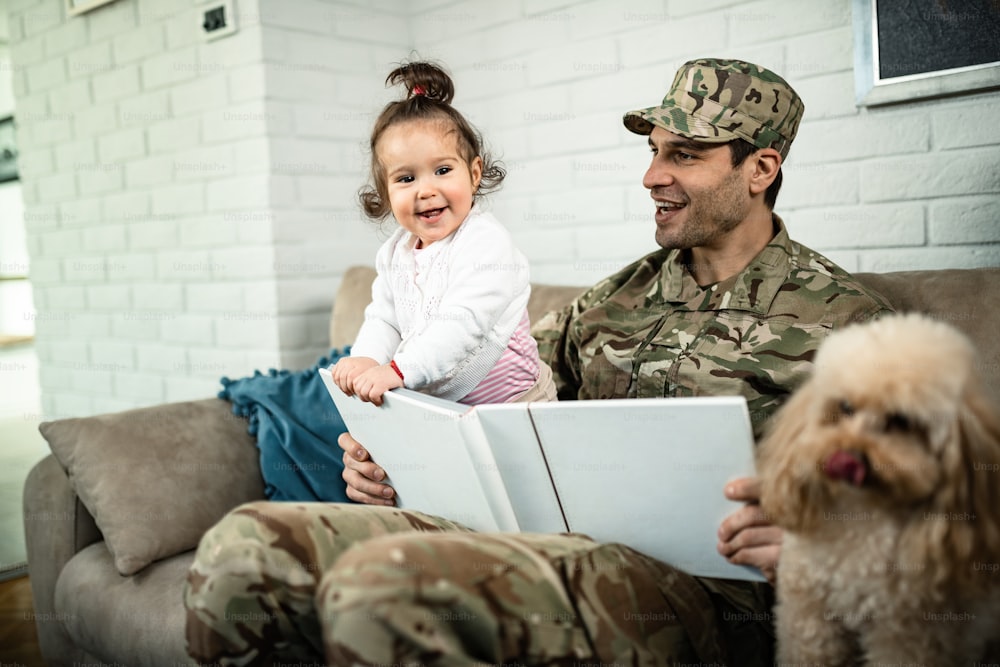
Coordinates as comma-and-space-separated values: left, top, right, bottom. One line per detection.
528, 397, 763, 581
471, 404, 568, 534
455, 411, 524, 533
319, 369, 503, 532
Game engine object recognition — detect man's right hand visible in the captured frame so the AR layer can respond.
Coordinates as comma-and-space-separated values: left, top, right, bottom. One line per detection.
338, 431, 396, 505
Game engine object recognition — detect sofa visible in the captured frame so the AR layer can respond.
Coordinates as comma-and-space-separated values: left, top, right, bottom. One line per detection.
23, 264, 1000, 666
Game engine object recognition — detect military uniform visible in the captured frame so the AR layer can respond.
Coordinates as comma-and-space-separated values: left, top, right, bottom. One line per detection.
535, 215, 892, 437
184, 58, 894, 666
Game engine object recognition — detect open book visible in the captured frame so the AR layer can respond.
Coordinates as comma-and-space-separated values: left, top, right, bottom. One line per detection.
318, 368, 763, 581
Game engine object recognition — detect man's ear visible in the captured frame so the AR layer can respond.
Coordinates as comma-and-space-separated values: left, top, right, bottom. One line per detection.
748, 148, 781, 196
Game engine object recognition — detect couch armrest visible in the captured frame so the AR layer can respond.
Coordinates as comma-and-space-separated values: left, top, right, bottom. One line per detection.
37, 398, 265, 576
23, 454, 101, 666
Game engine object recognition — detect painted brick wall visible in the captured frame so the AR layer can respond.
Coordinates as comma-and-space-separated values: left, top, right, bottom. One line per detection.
6, 0, 394, 416
5, 0, 999, 417
17, 0, 261, 415
411, 0, 1000, 283
254, 0, 407, 369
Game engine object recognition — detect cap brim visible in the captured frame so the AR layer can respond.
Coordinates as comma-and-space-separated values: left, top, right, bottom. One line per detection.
623, 106, 739, 144
623, 108, 656, 135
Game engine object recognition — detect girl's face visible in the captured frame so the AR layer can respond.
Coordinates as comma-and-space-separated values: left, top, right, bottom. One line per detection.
377, 120, 483, 248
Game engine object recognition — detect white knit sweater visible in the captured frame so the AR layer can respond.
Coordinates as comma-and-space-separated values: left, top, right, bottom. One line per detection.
350, 207, 532, 401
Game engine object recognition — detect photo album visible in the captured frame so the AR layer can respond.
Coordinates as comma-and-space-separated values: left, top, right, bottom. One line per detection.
319, 367, 764, 581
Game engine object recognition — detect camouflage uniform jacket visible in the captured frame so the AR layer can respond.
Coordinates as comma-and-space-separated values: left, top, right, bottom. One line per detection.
533, 216, 894, 438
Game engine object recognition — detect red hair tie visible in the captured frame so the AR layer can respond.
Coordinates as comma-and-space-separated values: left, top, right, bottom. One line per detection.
412, 85, 426, 96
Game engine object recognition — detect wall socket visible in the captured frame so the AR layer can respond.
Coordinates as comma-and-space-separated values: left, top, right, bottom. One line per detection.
199, 0, 236, 41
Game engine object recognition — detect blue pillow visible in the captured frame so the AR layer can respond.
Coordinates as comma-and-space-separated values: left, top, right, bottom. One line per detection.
219, 348, 352, 502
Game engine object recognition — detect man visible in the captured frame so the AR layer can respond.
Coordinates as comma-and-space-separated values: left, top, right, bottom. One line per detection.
185, 59, 892, 666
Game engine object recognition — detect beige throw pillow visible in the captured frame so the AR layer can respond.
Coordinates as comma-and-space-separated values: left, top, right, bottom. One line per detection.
41, 398, 264, 576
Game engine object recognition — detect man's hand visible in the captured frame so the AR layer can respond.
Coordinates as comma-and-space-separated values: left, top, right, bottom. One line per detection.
331, 356, 379, 395
338, 431, 396, 505
352, 364, 404, 406
717, 476, 782, 584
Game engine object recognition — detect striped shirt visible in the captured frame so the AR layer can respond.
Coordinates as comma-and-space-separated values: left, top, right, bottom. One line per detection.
460, 312, 540, 405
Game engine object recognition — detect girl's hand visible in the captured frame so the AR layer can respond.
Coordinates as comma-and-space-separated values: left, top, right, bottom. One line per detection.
352, 364, 404, 406
331, 356, 379, 395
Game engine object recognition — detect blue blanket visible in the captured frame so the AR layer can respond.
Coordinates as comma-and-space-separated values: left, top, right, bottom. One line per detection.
219, 348, 352, 502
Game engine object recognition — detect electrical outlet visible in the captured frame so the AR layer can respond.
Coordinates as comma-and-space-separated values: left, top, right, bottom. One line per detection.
199, 0, 236, 41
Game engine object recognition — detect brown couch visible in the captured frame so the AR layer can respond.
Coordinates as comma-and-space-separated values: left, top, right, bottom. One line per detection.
23, 265, 1000, 665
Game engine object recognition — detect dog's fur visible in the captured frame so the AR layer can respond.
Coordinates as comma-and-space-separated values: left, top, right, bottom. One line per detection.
758, 313, 1000, 665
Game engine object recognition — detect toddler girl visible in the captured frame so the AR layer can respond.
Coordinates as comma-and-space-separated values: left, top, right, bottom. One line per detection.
332, 61, 556, 406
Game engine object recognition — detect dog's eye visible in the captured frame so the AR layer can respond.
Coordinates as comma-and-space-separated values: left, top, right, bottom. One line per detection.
885, 412, 911, 433
823, 399, 856, 425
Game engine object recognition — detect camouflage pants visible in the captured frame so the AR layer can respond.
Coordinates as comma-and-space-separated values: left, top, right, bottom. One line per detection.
184, 502, 774, 666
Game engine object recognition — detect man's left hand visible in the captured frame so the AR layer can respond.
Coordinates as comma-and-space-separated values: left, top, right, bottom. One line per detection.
717, 476, 782, 584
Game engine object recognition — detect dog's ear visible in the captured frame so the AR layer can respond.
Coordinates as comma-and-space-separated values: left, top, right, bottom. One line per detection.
904, 383, 1000, 590
957, 386, 1000, 563
758, 379, 825, 532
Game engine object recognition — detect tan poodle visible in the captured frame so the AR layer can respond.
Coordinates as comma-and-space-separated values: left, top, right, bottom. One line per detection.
758, 313, 1000, 665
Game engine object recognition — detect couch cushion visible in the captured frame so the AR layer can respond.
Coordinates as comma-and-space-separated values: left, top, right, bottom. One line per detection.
40, 398, 264, 576
56, 542, 195, 666
856, 267, 1000, 401
526, 283, 588, 324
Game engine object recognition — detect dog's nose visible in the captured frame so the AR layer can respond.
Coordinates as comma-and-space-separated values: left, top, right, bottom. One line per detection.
823, 449, 868, 486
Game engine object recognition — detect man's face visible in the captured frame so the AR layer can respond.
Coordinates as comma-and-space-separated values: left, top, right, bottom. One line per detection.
642, 127, 752, 252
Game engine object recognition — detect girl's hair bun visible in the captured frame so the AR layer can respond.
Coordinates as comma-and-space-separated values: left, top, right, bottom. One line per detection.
386, 61, 455, 105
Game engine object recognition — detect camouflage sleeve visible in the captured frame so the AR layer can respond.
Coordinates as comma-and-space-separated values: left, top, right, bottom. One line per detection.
799, 247, 896, 328
531, 268, 640, 402
532, 304, 581, 401
742, 284, 895, 435
824, 293, 895, 332
850, 302, 895, 325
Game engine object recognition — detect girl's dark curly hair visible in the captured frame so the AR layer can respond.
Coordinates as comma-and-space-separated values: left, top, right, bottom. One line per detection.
359, 60, 506, 220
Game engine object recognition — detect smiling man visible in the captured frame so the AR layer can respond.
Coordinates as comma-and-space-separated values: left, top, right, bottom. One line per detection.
186, 59, 894, 666
533, 59, 891, 434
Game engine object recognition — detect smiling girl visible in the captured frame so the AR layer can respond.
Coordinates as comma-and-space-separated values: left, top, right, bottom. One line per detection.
332, 61, 556, 406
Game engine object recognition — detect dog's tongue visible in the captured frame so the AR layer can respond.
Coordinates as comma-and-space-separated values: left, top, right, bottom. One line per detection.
823, 450, 868, 486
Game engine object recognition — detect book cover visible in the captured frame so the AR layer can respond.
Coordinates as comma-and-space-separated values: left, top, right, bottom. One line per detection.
318, 368, 763, 581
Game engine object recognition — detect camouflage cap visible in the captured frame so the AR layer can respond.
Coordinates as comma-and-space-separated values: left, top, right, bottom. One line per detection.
623, 58, 804, 159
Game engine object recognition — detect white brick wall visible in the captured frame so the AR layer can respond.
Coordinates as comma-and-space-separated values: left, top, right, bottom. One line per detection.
411, 0, 999, 280
6, 0, 339, 416
4, 0, 998, 418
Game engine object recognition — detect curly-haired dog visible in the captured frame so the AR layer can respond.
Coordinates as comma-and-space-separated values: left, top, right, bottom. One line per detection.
758, 313, 1000, 665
